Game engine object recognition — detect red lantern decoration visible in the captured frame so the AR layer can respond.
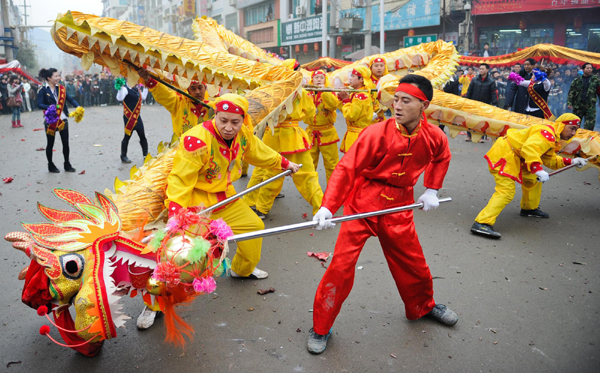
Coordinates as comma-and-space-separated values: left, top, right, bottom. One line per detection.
384, 32, 387, 42
574, 15, 583, 31
303, 44, 308, 53
408, 29, 415, 37
337, 36, 342, 46
295, 45, 300, 53
314, 43, 319, 52
519, 18, 527, 31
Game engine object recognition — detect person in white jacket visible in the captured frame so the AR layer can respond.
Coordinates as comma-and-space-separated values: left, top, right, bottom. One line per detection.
22, 80, 32, 112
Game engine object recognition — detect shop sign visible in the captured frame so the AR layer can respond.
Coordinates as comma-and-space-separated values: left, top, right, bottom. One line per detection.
183, 0, 195, 17
340, 0, 440, 32
341, 45, 353, 57
281, 15, 326, 46
443, 32, 459, 45
473, 0, 600, 15
404, 34, 437, 48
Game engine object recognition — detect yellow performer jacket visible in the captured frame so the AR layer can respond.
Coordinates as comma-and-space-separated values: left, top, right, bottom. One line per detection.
263, 89, 316, 155
485, 123, 570, 184
146, 78, 211, 137
368, 76, 385, 123
166, 120, 289, 211
338, 86, 374, 153
307, 90, 340, 146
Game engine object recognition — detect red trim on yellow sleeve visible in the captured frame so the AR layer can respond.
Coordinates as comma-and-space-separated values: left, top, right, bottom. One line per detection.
168, 201, 182, 218
530, 162, 543, 173
281, 157, 290, 169
146, 78, 158, 89
562, 157, 572, 166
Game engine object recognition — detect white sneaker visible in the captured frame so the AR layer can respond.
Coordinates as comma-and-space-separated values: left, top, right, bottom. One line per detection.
230, 267, 268, 279
136, 306, 158, 330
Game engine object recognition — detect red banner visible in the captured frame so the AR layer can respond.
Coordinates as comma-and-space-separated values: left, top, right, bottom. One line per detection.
472, 0, 599, 15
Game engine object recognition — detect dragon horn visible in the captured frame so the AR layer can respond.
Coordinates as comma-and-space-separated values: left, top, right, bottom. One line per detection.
4, 231, 34, 258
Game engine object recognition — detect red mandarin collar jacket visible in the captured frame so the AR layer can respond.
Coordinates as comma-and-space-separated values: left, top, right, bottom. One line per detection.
322, 118, 451, 214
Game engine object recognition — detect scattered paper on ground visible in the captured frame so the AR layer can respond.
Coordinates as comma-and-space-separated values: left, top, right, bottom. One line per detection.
307, 251, 331, 261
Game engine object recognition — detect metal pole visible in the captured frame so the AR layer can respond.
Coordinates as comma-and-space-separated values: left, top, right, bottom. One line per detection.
442, 0, 446, 41
229, 198, 452, 242
365, 0, 372, 57
328, 0, 336, 58
537, 156, 596, 181
202, 165, 303, 214
321, 0, 327, 57
379, 0, 384, 53
1, 0, 14, 61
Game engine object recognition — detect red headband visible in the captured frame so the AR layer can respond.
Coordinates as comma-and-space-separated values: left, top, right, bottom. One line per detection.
215, 101, 244, 116
312, 70, 326, 78
352, 69, 362, 78
562, 119, 580, 126
396, 83, 429, 101
190, 80, 206, 87
371, 57, 385, 65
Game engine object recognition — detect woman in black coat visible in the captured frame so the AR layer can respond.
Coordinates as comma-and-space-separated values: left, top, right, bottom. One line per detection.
37, 68, 81, 173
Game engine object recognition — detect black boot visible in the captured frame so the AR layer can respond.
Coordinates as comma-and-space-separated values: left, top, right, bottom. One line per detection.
140, 138, 148, 157
121, 140, 132, 163
48, 162, 60, 173
470, 222, 501, 238
520, 208, 549, 218
64, 162, 76, 172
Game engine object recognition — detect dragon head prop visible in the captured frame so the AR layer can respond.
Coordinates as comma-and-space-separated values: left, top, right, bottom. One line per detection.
5, 189, 232, 356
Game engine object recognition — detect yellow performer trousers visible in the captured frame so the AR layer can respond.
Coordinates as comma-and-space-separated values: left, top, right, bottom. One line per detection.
243, 151, 324, 215
474, 168, 542, 226
309, 142, 339, 184
241, 160, 249, 176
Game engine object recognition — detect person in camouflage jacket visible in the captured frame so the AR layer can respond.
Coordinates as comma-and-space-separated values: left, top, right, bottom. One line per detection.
567, 63, 600, 131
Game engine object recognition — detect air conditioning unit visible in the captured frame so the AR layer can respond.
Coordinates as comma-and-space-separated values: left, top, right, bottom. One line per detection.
295, 6, 305, 17
229, 0, 237, 7
230, 26, 238, 34
207, 2, 212, 10
352, 0, 366, 7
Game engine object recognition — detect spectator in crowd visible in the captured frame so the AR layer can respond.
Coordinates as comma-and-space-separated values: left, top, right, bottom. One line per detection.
7, 75, 24, 128
548, 78, 563, 117
82, 76, 91, 106
91, 78, 100, 106
466, 63, 498, 141
505, 58, 535, 113
568, 62, 600, 131
443, 70, 461, 96
0, 75, 9, 114
22, 79, 32, 112
459, 66, 475, 97
481, 43, 494, 57
66, 79, 77, 100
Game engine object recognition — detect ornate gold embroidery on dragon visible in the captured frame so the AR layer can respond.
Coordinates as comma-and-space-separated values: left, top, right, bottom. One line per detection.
4, 11, 599, 357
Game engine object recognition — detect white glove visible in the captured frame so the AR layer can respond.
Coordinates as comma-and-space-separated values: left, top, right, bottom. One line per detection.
372, 112, 379, 121
535, 170, 550, 183
417, 189, 439, 212
572, 158, 588, 168
116, 86, 128, 101
313, 207, 335, 230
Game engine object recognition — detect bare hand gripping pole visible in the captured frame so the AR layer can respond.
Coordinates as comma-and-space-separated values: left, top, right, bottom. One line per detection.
228, 197, 452, 242
201, 164, 302, 214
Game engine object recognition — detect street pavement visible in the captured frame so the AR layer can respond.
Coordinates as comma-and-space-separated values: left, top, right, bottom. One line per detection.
0, 105, 598, 372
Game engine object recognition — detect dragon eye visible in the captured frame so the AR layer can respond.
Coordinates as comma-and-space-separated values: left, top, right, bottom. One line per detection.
60, 253, 84, 280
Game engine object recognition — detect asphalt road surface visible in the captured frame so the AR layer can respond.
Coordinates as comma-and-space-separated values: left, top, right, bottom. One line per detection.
0, 105, 598, 372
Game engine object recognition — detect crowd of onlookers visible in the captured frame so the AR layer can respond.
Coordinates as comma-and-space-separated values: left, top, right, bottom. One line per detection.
0, 72, 155, 115
444, 63, 600, 117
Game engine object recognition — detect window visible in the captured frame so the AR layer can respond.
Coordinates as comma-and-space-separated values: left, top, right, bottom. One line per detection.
226, 13, 238, 31
245, 1, 275, 27
566, 24, 600, 50
478, 25, 553, 55
248, 28, 274, 44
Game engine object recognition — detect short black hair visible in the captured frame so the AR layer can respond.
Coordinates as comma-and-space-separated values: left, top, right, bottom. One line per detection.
480, 63, 490, 70
582, 62, 593, 70
525, 58, 536, 66
39, 68, 58, 81
483, 42, 489, 47
514, 63, 521, 67
398, 74, 433, 101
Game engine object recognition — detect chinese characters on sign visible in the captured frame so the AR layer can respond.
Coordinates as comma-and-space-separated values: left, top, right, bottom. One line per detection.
281, 15, 326, 46
404, 34, 438, 48
472, 0, 599, 15
340, 0, 440, 32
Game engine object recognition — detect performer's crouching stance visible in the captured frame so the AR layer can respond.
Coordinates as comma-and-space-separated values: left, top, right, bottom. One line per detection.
308, 75, 458, 354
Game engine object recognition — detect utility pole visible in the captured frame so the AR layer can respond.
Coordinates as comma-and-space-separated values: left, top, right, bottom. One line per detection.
321, 0, 327, 57
19, 0, 31, 42
365, 0, 372, 55
328, 0, 336, 58
1, 0, 15, 60
379, 0, 384, 53
442, 0, 446, 41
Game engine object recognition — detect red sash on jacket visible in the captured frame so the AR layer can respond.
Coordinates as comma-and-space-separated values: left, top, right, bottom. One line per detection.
46, 85, 67, 136
527, 81, 553, 120
123, 88, 142, 135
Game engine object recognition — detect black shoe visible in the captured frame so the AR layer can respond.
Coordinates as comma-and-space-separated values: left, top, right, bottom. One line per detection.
275, 193, 285, 199
426, 304, 458, 326
48, 163, 60, 173
121, 155, 132, 163
64, 163, 76, 172
255, 210, 267, 220
520, 208, 549, 218
307, 328, 332, 355
470, 222, 501, 238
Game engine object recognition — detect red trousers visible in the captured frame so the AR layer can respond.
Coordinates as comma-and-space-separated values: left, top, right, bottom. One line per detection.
312, 203, 436, 335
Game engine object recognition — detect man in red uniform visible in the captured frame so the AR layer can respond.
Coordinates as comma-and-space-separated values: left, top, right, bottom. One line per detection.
307, 75, 458, 354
